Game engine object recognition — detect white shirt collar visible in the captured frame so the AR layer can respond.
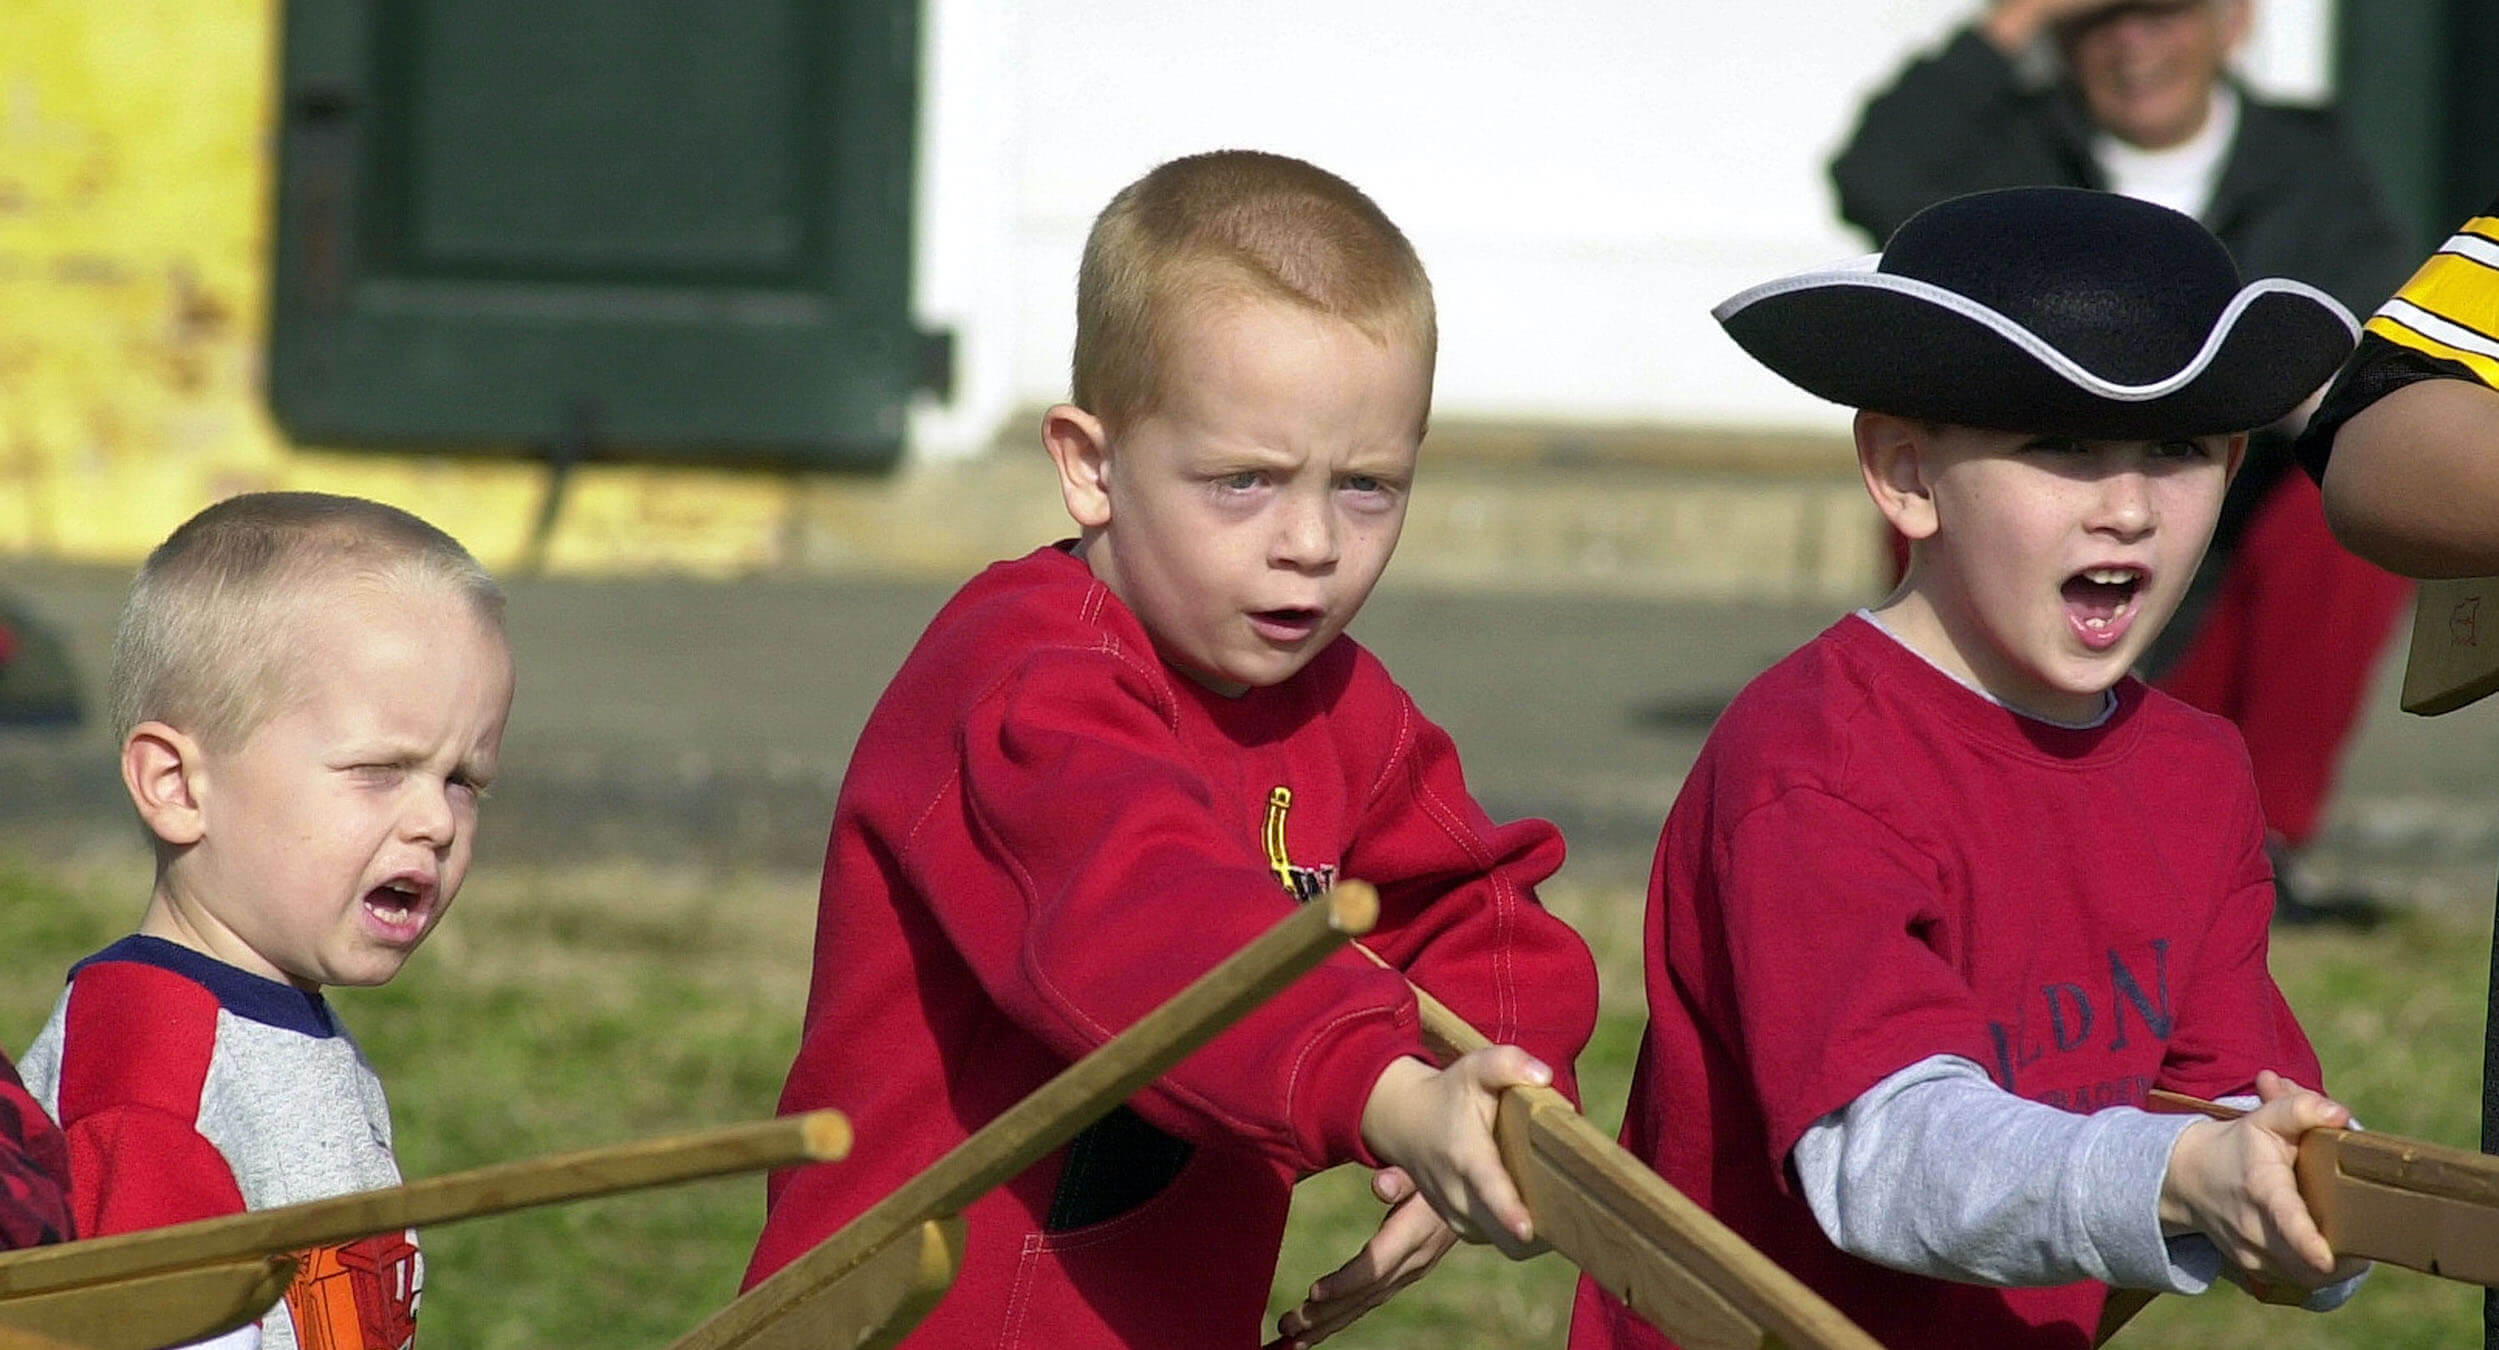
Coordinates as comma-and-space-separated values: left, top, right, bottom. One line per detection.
2094, 84, 2240, 222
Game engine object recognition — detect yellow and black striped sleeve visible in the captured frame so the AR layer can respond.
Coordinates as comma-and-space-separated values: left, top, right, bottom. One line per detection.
2298, 195, 2499, 480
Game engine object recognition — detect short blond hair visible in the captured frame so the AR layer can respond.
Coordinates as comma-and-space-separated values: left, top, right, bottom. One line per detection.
110, 492, 506, 749
1072, 150, 1436, 434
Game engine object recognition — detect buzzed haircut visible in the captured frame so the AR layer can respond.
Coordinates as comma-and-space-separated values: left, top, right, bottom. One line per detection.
109, 492, 506, 749
1072, 149, 1437, 434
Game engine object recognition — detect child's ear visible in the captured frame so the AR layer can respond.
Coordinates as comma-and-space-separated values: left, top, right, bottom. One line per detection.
1042, 404, 1114, 531
1856, 411, 1940, 540
2222, 431, 2249, 483
123, 722, 207, 847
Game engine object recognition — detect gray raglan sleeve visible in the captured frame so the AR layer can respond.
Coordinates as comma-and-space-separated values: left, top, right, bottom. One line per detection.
1793, 1055, 2362, 1309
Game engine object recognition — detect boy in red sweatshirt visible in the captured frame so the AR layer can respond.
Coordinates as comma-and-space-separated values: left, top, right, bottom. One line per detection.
745, 150, 1599, 1349
1573, 187, 2370, 1350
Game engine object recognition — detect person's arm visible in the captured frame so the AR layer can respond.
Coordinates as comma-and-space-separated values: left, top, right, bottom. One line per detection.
1337, 683, 1599, 1103
1827, 7, 2083, 245
1796, 1055, 2202, 1289
1796, 1057, 2366, 1306
1976, 0, 2135, 53
1268, 676, 1598, 1349
1703, 778, 2177, 1286
2302, 198, 2499, 574
61, 1103, 249, 1238
2322, 379, 2499, 576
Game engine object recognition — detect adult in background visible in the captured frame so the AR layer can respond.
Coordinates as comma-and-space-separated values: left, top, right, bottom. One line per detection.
1831, 0, 2414, 922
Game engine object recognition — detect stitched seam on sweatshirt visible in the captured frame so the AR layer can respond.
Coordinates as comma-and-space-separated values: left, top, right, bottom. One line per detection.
1284, 1005, 1400, 1161
1091, 631, 1179, 733
1411, 765, 1518, 1041
899, 767, 963, 864
1077, 580, 1180, 733
1359, 696, 1417, 808
999, 1237, 1046, 1350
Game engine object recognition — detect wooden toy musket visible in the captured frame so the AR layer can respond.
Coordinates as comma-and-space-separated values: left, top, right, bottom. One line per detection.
2098, 1088, 2499, 1343
1372, 948, 1885, 1350
2397, 575, 2499, 714
667, 881, 1381, 1350
0, 1109, 852, 1349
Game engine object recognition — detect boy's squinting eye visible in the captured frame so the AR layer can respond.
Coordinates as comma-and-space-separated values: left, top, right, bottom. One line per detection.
1214, 470, 1267, 492
2151, 438, 2211, 460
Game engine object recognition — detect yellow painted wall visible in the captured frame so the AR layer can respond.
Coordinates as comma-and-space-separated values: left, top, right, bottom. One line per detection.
0, 0, 811, 575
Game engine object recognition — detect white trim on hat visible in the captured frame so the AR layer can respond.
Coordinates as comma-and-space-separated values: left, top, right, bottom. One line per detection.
1712, 256, 2359, 403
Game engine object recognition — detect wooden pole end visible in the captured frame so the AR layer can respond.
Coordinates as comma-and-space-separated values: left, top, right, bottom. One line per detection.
1323, 881, 1379, 938
798, 1110, 854, 1162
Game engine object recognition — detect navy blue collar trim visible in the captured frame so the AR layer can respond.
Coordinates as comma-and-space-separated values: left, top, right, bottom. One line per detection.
75, 936, 339, 1038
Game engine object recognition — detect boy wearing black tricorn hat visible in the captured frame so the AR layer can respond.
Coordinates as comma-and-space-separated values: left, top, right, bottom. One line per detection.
1573, 187, 2368, 1350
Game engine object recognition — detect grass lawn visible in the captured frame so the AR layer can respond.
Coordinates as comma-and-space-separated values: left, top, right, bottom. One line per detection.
0, 850, 2487, 1348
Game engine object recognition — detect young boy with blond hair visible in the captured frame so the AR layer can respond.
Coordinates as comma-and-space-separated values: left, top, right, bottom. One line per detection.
1573, 187, 2368, 1349
746, 149, 1599, 1348
20, 492, 515, 1349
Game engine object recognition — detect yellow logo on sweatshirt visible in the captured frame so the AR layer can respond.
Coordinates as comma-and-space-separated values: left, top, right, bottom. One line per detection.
1262, 786, 1337, 902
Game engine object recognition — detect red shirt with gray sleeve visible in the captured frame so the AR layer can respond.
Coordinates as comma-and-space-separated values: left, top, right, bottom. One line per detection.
1572, 614, 2320, 1350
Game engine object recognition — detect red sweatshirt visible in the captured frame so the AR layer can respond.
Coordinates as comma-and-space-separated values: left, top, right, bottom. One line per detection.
0, 1049, 70, 1250
1573, 615, 2320, 1350
747, 544, 1599, 1347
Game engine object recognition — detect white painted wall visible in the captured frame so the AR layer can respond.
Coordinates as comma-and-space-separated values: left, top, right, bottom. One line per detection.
910, 0, 2335, 458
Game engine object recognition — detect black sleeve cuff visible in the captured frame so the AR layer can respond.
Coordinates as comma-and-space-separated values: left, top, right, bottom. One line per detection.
2296, 333, 2488, 482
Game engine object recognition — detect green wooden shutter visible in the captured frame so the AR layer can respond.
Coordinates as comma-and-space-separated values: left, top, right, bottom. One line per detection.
2337, 0, 2499, 254
269, 0, 934, 469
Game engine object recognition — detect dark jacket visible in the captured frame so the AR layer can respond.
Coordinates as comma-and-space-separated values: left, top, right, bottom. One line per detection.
1830, 27, 2411, 319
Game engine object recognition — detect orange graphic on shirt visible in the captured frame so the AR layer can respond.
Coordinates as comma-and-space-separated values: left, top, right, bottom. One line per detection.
282, 1230, 420, 1350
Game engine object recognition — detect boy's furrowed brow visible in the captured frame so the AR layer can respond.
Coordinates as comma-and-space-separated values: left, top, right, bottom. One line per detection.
1190, 438, 1299, 466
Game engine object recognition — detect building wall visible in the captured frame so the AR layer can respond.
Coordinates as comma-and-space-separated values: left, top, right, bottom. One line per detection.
917, 0, 2332, 454
5, 0, 2333, 569
3, 0, 799, 572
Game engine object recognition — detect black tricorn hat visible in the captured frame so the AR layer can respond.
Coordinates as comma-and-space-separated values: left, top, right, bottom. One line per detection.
1715, 187, 2358, 439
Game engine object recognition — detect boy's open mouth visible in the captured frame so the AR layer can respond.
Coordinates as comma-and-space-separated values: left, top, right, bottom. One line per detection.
1249, 607, 1322, 642
2061, 566, 2144, 651
363, 878, 433, 938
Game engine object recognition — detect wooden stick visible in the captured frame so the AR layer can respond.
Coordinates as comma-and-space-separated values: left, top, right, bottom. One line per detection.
0, 1255, 297, 1350
2400, 576, 2499, 715
669, 882, 1380, 1350
0, 1110, 848, 1302
731, 1217, 963, 1350
0, 1326, 92, 1350
1377, 959, 1884, 1350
